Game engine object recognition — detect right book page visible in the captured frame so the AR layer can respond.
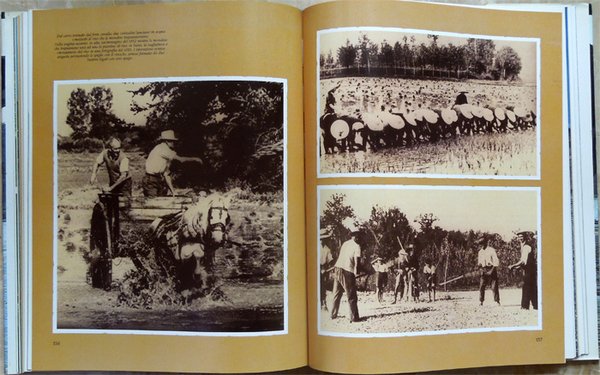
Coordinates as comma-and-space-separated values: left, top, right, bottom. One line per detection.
303, 1, 565, 373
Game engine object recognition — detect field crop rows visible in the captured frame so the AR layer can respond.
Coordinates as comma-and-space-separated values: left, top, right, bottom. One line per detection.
320, 129, 536, 175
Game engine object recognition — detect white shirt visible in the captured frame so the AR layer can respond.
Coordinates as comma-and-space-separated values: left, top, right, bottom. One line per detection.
145, 142, 176, 175
478, 246, 499, 267
335, 238, 361, 274
519, 244, 532, 264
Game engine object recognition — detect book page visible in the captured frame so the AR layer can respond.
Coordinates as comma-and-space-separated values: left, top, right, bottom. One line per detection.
303, 1, 564, 373
31, 2, 306, 372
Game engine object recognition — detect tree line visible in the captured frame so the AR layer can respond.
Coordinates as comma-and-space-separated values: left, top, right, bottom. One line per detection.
320, 33, 523, 81
321, 194, 531, 291
60, 81, 284, 193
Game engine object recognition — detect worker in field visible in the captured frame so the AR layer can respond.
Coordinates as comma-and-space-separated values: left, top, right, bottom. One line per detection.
330, 222, 362, 323
143, 129, 204, 198
509, 231, 538, 310
477, 235, 500, 306
325, 83, 342, 114
423, 257, 437, 302
320, 228, 334, 311
90, 136, 132, 197
393, 243, 409, 304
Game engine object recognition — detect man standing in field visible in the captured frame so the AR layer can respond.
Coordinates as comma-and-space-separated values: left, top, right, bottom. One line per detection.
406, 244, 420, 302
371, 256, 389, 304
330, 223, 361, 323
143, 129, 203, 197
90, 137, 132, 197
477, 235, 500, 306
509, 231, 538, 310
423, 257, 437, 302
393, 243, 409, 304
320, 228, 334, 311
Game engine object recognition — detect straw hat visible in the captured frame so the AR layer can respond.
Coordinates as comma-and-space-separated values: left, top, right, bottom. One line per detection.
159, 129, 179, 141
330, 119, 350, 140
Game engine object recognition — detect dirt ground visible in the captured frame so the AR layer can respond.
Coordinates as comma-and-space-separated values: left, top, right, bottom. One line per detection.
320, 288, 539, 335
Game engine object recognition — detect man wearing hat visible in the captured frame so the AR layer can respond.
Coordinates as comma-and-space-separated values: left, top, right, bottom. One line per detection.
330, 223, 361, 323
90, 136, 132, 197
371, 255, 389, 304
477, 235, 500, 306
393, 244, 409, 304
509, 231, 538, 310
143, 129, 203, 197
319, 228, 334, 311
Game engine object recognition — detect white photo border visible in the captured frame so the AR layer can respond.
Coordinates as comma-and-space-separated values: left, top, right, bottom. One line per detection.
316, 27, 541, 180
317, 184, 542, 338
52, 76, 289, 337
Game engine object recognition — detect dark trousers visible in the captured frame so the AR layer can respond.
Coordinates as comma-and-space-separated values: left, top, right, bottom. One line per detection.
521, 271, 538, 310
142, 173, 167, 197
320, 271, 328, 307
479, 267, 500, 303
330, 267, 360, 322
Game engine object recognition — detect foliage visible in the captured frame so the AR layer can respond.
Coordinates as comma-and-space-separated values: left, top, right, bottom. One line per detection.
337, 39, 358, 69
130, 81, 284, 193
65, 87, 132, 140
320, 193, 356, 252
320, 195, 531, 291
57, 136, 105, 152
363, 205, 415, 263
322, 33, 521, 81
494, 46, 523, 80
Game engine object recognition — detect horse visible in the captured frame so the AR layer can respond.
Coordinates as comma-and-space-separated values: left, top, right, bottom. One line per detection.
151, 193, 231, 292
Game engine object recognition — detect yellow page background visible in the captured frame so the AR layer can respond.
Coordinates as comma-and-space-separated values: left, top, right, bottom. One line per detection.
303, 1, 564, 373
31, 2, 306, 372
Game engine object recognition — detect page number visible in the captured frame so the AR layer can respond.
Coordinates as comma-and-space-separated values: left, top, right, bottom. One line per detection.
536, 337, 543, 343
52, 341, 60, 346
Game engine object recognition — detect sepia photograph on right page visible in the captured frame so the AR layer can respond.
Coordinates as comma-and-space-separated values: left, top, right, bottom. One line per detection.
303, 1, 565, 374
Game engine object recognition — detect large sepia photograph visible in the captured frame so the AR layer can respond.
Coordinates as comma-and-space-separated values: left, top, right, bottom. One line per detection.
54, 77, 287, 335
318, 28, 539, 178
318, 186, 540, 336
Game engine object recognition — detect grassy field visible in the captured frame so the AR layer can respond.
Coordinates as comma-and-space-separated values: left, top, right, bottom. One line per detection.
321, 130, 536, 176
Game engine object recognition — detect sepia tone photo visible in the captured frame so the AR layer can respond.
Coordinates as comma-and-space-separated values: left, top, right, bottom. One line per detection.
54, 77, 287, 335
318, 28, 539, 178
318, 186, 540, 336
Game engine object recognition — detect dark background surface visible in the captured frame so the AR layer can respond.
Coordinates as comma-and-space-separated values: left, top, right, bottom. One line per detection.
0, 0, 598, 374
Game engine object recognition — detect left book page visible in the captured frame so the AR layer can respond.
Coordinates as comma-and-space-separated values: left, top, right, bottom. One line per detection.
28, 2, 305, 372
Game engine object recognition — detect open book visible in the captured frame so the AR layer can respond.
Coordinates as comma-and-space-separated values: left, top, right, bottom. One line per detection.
1, 1, 598, 373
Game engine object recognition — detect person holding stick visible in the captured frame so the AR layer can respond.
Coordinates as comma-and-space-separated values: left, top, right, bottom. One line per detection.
393, 241, 410, 304
477, 235, 500, 306
319, 228, 334, 311
371, 256, 389, 304
330, 222, 361, 323
423, 257, 437, 302
509, 231, 538, 310
90, 137, 132, 197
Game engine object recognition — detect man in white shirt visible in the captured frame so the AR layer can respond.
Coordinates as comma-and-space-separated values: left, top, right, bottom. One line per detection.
142, 130, 203, 197
509, 231, 537, 310
330, 229, 361, 323
477, 236, 500, 306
